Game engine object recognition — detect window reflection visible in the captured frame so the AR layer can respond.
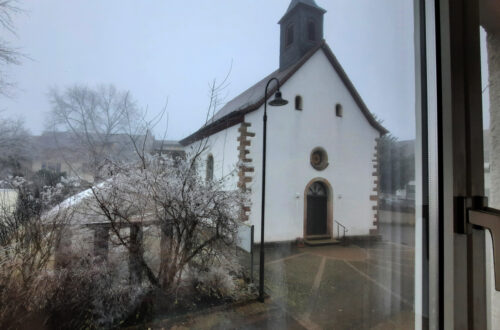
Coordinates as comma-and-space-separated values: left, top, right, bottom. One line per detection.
0, 0, 420, 329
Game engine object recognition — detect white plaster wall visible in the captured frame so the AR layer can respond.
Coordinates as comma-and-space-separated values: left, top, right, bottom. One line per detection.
244, 50, 380, 242
184, 124, 241, 191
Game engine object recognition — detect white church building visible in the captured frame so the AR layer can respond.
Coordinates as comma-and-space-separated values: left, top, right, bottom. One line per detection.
180, 0, 387, 243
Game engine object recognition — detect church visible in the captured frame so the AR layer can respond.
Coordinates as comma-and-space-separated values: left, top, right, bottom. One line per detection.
180, 0, 387, 243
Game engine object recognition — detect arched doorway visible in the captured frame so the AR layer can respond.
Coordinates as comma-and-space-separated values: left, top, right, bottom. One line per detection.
305, 180, 331, 237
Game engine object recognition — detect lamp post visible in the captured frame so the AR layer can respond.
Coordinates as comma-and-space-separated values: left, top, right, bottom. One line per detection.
259, 77, 288, 302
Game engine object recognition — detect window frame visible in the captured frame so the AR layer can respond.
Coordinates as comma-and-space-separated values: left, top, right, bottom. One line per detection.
419, 0, 492, 327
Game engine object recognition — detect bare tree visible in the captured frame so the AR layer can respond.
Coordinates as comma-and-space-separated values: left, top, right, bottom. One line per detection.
0, 115, 30, 178
47, 84, 150, 181
0, 2, 28, 178
378, 134, 415, 194
80, 76, 245, 295
0, 0, 22, 96
84, 146, 245, 294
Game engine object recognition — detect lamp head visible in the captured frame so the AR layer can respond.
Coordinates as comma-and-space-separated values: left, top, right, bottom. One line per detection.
268, 90, 289, 107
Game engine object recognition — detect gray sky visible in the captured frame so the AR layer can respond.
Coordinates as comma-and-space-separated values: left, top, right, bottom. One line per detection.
0, 0, 416, 140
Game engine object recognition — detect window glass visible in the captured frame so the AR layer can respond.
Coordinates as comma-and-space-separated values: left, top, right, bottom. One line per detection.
295, 95, 303, 110
0, 1, 423, 329
336, 103, 343, 117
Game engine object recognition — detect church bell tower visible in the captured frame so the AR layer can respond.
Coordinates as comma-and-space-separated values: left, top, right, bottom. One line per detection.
279, 0, 326, 71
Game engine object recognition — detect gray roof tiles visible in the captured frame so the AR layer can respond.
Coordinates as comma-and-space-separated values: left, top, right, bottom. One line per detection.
207, 63, 298, 125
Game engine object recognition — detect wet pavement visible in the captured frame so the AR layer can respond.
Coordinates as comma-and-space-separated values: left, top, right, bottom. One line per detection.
143, 239, 415, 330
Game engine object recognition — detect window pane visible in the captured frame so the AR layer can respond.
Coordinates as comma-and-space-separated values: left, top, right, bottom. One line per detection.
0, 1, 424, 329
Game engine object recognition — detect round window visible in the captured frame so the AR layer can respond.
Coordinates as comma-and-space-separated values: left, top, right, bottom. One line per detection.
310, 147, 328, 171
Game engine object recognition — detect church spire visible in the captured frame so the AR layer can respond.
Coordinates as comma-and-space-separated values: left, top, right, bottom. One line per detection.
279, 0, 326, 71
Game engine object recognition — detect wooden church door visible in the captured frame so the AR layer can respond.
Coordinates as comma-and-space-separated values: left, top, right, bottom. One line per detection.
306, 182, 328, 236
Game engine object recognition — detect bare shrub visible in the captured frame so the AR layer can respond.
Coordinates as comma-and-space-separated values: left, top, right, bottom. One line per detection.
0, 178, 147, 329
188, 251, 240, 300
0, 178, 73, 329
45, 252, 147, 330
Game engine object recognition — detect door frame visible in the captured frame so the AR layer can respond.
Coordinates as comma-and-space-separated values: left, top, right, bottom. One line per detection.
303, 178, 333, 239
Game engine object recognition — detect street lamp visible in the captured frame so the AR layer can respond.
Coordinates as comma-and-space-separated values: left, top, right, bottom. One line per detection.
259, 77, 288, 303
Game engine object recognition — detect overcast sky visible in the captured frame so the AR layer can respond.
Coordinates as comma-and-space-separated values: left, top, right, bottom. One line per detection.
0, 0, 416, 140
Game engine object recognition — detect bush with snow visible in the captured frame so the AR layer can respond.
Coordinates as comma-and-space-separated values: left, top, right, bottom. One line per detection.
83, 148, 248, 297
0, 178, 145, 330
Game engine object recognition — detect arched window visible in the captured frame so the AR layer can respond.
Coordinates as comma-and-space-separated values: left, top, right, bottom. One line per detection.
308, 20, 316, 41
295, 95, 303, 110
286, 24, 294, 46
206, 155, 214, 182
335, 103, 343, 117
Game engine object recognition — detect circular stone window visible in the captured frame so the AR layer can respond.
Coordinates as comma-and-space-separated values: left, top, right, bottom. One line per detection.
310, 147, 329, 171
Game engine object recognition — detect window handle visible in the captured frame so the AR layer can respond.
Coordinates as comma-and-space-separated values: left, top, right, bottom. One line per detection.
469, 207, 500, 291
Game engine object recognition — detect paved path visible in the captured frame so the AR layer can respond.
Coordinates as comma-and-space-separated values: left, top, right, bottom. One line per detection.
143, 242, 415, 329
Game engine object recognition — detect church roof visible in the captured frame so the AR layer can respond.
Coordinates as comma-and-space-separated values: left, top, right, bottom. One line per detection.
180, 41, 387, 145
206, 63, 298, 125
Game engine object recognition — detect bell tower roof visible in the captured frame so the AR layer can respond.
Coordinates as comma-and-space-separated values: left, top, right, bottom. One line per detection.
279, 0, 326, 24
279, 0, 326, 71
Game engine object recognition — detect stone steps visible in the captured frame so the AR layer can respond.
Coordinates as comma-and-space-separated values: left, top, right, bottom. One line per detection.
304, 238, 341, 246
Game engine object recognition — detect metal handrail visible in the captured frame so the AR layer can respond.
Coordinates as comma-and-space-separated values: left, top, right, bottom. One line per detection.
334, 220, 348, 240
